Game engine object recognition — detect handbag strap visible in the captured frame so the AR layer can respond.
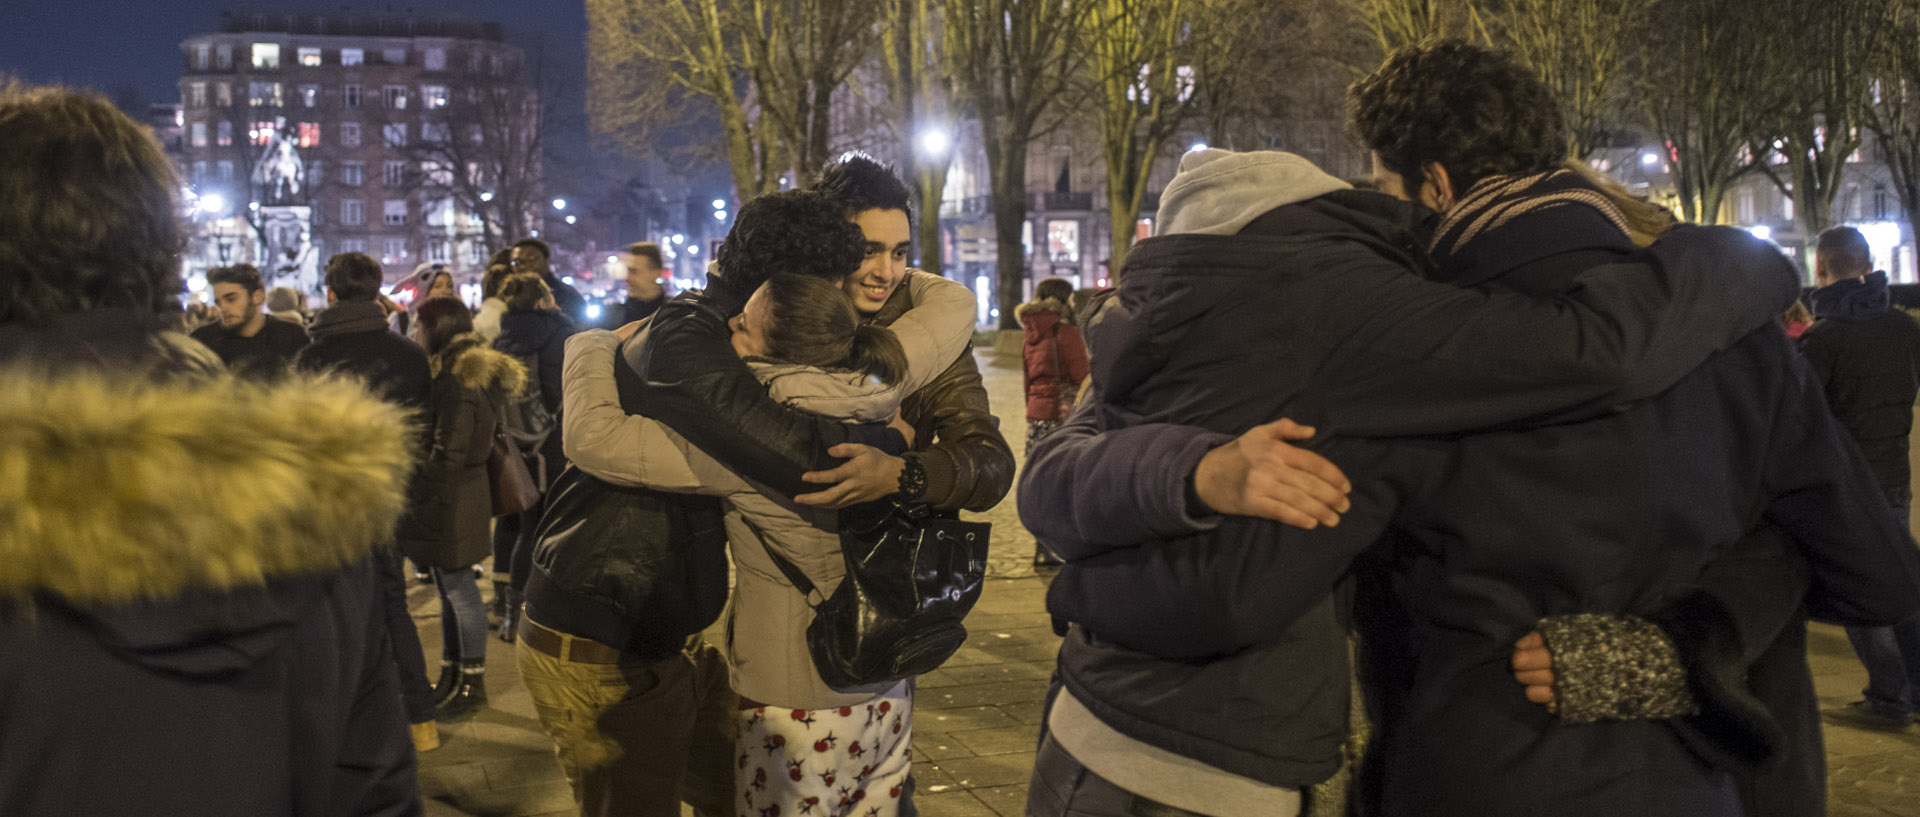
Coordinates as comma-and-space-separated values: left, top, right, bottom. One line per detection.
1049, 322, 1072, 400
738, 514, 820, 599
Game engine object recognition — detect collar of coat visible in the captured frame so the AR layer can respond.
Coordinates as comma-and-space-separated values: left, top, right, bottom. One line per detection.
0, 364, 417, 603
433, 332, 530, 396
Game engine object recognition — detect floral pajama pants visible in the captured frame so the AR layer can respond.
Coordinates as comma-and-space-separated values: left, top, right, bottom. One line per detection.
735, 681, 913, 817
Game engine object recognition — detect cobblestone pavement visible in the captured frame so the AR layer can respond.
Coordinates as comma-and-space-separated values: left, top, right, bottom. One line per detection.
412, 340, 1920, 817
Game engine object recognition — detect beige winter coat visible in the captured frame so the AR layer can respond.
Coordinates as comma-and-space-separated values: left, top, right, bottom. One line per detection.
561, 272, 974, 710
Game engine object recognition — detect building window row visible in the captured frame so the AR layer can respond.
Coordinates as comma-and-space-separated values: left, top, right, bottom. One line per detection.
193, 42, 452, 72
187, 80, 455, 112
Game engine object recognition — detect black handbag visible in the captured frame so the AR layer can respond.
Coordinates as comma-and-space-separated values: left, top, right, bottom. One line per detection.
487, 427, 541, 516
748, 502, 990, 691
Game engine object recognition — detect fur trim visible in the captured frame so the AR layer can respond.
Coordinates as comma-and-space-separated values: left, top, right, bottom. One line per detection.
441, 335, 529, 396
1016, 298, 1073, 321
0, 368, 417, 602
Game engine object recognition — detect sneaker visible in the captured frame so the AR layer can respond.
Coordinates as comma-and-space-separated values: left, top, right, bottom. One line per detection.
1823, 700, 1914, 731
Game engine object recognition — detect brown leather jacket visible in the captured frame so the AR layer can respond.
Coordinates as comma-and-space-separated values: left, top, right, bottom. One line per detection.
872, 281, 1015, 512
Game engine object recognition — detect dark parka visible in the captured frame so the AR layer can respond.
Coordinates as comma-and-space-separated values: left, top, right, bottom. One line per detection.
397, 334, 526, 569
1800, 270, 1920, 497
295, 299, 432, 412
495, 306, 577, 484
0, 311, 420, 817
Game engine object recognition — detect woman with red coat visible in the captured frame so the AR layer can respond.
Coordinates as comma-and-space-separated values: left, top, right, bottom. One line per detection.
1018, 276, 1091, 566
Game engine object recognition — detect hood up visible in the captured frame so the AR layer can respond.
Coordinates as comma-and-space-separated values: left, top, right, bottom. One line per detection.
438, 333, 530, 396
1155, 149, 1351, 237
1, 361, 415, 677
1810, 270, 1894, 321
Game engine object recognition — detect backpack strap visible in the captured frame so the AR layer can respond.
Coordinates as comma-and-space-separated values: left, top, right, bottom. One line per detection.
737, 514, 821, 602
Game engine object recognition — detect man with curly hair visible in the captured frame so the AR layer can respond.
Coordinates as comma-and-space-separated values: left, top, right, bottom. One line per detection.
1014, 40, 1920, 817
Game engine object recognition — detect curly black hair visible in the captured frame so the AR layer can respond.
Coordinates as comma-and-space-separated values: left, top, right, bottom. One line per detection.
0, 81, 184, 324
814, 153, 914, 223
710, 190, 865, 312
1348, 40, 1566, 200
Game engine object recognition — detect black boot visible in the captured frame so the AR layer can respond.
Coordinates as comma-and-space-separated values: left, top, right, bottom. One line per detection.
497, 587, 522, 643
435, 660, 488, 720
430, 660, 459, 707
488, 581, 508, 629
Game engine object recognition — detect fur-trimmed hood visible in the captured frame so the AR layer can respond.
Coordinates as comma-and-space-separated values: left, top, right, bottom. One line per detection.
435, 333, 529, 397
1016, 297, 1074, 323
0, 365, 417, 605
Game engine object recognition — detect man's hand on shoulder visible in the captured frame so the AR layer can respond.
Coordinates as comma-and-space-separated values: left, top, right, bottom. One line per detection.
1191, 419, 1351, 528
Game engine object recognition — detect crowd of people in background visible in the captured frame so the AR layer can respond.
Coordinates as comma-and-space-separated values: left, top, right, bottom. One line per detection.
12, 33, 1920, 817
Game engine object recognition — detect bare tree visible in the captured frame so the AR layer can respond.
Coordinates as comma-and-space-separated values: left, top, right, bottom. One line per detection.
1750, 0, 1897, 242
410, 74, 546, 252
1634, 0, 1776, 224
880, 0, 966, 276
1084, 0, 1196, 271
740, 0, 887, 188
588, 0, 782, 198
946, 0, 1092, 329
1345, 0, 1489, 54
1864, 0, 1920, 256
1488, 0, 1650, 159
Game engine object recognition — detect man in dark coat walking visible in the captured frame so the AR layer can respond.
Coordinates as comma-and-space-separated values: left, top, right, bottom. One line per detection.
1802, 226, 1920, 731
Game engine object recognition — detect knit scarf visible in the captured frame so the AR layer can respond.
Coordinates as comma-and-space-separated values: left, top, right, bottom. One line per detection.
1429, 169, 1632, 260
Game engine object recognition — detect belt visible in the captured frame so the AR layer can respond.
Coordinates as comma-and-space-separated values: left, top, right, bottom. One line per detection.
518, 617, 627, 664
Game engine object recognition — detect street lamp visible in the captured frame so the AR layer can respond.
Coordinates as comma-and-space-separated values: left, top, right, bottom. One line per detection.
712, 198, 727, 209
198, 193, 228, 215
479, 191, 494, 202
671, 234, 685, 245
565, 215, 577, 225
552, 198, 567, 211
919, 127, 952, 158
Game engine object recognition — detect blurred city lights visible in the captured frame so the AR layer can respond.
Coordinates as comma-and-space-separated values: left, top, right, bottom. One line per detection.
1189, 141, 1208, 152
479, 191, 494, 202
585, 304, 602, 320
671, 234, 685, 245
1748, 225, 1773, 242
552, 198, 567, 210
712, 199, 726, 209
197, 193, 228, 214
714, 210, 728, 221
919, 128, 952, 157
565, 215, 577, 225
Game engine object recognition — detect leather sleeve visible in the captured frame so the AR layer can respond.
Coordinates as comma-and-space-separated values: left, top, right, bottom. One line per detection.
900, 348, 1015, 512
624, 298, 905, 498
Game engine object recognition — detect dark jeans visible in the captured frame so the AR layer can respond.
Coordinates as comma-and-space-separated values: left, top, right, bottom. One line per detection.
490, 502, 540, 592
432, 566, 489, 662
1843, 488, 1920, 715
377, 546, 436, 723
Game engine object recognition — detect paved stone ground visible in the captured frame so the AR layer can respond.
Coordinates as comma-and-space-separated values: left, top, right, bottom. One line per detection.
411, 340, 1920, 817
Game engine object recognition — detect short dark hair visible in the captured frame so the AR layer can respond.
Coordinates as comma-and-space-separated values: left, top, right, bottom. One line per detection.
1817, 226, 1873, 279
499, 272, 552, 311
206, 264, 264, 294
0, 81, 183, 324
413, 297, 474, 356
511, 237, 551, 260
711, 190, 865, 309
325, 252, 386, 302
1349, 40, 1567, 199
627, 242, 664, 271
814, 153, 914, 223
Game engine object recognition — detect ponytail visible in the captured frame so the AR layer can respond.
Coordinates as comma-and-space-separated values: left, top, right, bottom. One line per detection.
847, 323, 908, 386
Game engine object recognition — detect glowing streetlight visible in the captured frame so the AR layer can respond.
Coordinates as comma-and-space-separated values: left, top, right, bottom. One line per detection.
565, 215, 577, 225
552, 198, 567, 211
1641, 152, 1661, 166
671, 234, 685, 245
712, 199, 727, 209
1188, 141, 1209, 153
919, 127, 951, 158
1748, 225, 1773, 242
688, 245, 700, 256
479, 191, 494, 202
197, 193, 228, 214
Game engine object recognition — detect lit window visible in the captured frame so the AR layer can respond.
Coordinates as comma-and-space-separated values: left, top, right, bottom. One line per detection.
217, 161, 234, 182
307, 160, 323, 186
215, 83, 232, 107
341, 199, 364, 225
426, 197, 453, 226
341, 162, 365, 187
342, 84, 362, 109
189, 82, 207, 107
249, 121, 276, 146
248, 82, 283, 107
194, 44, 211, 70
1048, 220, 1080, 263
424, 160, 453, 187
298, 47, 321, 67
428, 240, 451, 263
383, 49, 406, 65
298, 85, 318, 108
384, 161, 407, 188
385, 200, 409, 226
468, 241, 486, 265
340, 48, 364, 67
421, 122, 450, 143
215, 45, 233, 70
424, 48, 446, 71
341, 123, 361, 148
383, 123, 407, 147
341, 238, 367, 254
422, 85, 449, 109
190, 122, 207, 147
385, 237, 408, 262
467, 124, 484, 144
191, 161, 208, 182
251, 43, 280, 70
384, 85, 408, 110
298, 122, 321, 148
216, 121, 232, 146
